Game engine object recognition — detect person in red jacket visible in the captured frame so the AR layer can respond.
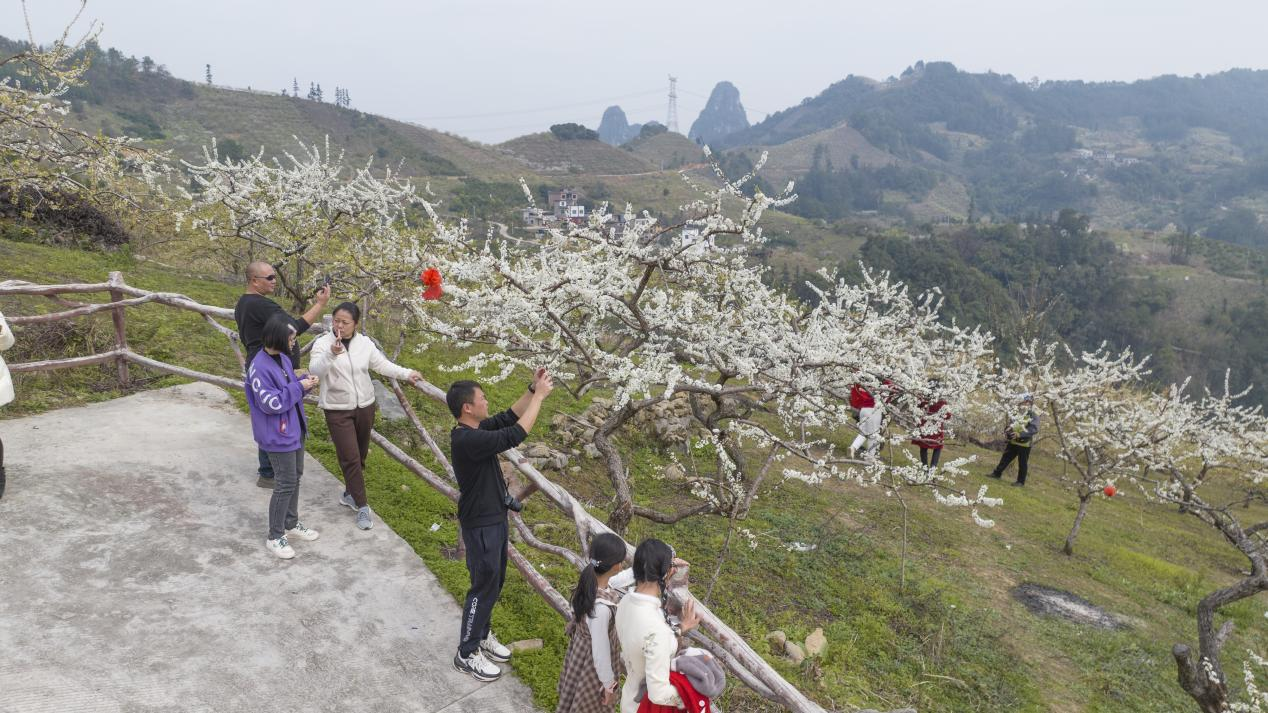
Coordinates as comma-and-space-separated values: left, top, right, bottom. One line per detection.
849, 383, 875, 412
912, 381, 950, 468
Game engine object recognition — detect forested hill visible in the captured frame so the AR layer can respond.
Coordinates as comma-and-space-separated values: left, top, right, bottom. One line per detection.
718, 61, 1268, 243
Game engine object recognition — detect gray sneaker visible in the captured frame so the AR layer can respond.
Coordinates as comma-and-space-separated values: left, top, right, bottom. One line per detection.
257, 476, 276, 489
356, 506, 373, 530
339, 492, 357, 511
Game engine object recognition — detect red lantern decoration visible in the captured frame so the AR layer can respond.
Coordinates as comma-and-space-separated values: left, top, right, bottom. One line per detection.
1103, 485, 1117, 498
420, 268, 443, 301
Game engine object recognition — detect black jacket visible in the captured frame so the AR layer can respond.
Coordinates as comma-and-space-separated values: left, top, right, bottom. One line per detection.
234, 293, 309, 365
451, 408, 527, 528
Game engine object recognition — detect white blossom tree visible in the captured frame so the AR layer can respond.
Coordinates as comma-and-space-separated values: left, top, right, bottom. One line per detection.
179, 137, 426, 311
0, 1, 167, 215
1136, 376, 1268, 713
1002, 341, 1177, 555
407, 150, 1002, 534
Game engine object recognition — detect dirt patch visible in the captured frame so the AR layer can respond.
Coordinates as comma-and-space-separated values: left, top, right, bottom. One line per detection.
1011, 583, 1128, 630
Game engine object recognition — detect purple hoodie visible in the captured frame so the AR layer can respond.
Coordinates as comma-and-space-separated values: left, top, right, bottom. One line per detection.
245, 350, 308, 452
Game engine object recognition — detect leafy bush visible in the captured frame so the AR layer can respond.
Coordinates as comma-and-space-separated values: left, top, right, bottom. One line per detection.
549, 123, 599, 141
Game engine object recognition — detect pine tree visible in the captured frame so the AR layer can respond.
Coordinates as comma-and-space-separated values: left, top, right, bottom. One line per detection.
307, 82, 316, 101
293, 77, 299, 96
315, 83, 323, 103
205, 64, 212, 85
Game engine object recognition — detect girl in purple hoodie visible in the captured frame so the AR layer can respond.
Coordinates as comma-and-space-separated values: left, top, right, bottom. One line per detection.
246, 314, 320, 559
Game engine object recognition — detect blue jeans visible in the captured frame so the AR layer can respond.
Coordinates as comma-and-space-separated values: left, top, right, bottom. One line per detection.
258, 448, 274, 479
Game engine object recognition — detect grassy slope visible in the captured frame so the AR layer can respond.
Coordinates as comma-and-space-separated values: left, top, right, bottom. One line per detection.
495, 133, 657, 175
3, 237, 1265, 712
73, 81, 523, 179
623, 132, 708, 170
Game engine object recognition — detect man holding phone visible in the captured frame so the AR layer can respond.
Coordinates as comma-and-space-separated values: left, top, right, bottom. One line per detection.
445, 368, 554, 682
234, 261, 331, 488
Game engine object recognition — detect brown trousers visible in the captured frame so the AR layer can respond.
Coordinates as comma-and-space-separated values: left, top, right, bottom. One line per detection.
325, 404, 376, 508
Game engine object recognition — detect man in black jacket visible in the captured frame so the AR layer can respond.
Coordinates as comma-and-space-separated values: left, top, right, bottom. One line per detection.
447, 369, 553, 682
989, 392, 1040, 486
234, 261, 330, 488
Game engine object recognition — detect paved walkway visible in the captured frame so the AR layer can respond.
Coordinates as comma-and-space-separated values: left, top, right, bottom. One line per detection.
0, 383, 537, 713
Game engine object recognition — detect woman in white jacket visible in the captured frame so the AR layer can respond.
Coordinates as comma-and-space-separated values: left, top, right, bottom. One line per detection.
0, 310, 14, 499
308, 302, 421, 530
614, 538, 700, 713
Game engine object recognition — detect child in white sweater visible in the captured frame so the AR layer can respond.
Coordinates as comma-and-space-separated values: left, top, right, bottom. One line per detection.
614, 538, 700, 713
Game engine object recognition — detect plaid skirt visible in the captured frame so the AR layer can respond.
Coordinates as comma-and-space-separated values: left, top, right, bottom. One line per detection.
556, 598, 623, 713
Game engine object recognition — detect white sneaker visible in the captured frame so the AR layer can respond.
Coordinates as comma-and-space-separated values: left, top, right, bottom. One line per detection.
266, 536, 295, 559
286, 522, 320, 542
453, 649, 502, 682
480, 631, 512, 663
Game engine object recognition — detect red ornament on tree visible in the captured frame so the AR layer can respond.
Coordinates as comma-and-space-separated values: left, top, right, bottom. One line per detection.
1103, 485, 1117, 498
420, 267, 443, 301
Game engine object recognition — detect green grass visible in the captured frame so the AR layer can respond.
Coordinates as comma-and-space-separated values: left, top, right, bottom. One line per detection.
3, 237, 1267, 712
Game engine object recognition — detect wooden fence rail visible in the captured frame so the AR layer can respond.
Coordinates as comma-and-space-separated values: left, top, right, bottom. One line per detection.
0, 272, 831, 713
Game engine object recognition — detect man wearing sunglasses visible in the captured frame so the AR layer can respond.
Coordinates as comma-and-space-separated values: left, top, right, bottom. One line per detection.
234, 261, 331, 488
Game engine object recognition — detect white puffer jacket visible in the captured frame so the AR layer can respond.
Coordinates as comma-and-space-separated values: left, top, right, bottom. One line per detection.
0, 311, 14, 407
308, 332, 414, 411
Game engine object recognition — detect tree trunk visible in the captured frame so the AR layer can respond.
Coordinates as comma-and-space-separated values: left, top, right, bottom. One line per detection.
593, 426, 633, 534
1172, 643, 1228, 713
1063, 493, 1092, 556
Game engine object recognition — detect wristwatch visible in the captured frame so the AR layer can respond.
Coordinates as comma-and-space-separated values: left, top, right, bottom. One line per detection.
528, 381, 536, 393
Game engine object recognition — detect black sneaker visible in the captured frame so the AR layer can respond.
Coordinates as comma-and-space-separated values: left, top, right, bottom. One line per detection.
257, 476, 276, 489
453, 651, 502, 682
987, 472, 1002, 479
1011, 481, 1025, 487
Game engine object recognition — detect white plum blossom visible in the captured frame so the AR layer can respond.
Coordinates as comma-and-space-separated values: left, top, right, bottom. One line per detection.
180, 136, 427, 310
0, 2, 168, 215
406, 151, 999, 532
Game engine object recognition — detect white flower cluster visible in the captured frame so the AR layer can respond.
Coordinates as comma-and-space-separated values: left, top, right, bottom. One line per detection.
0, 4, 168, 212
404, 151, 1000, 527
179, 137, 428, 299
1230, 652, 1268, 713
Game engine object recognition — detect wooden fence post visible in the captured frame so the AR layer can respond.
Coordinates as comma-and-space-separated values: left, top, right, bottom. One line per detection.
107, 271, 130, 388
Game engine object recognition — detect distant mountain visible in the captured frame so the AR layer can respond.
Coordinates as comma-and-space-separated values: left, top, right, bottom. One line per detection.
688, 81, 749, 146
598, 106, 642, 146
715, 61, 1268, 245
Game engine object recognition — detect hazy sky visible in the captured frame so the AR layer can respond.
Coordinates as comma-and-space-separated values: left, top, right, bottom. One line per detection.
5, 1, 1267, 143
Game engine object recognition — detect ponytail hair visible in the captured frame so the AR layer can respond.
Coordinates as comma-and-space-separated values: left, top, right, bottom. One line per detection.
632, 537, 676, 631
570, 533, 627, 622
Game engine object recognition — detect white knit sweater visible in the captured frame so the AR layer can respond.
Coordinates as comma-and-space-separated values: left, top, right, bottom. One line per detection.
615, 590, 683, 713
0, 311, 14, 407
308, 332, 413, 410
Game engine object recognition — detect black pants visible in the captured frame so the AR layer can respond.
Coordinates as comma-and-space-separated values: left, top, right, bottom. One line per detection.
919, 447, 942, 467
458, 520, 508, 657
992, 443, 1031, 483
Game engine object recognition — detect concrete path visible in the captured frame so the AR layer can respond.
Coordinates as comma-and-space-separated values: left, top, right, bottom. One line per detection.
0, 383, 537, 713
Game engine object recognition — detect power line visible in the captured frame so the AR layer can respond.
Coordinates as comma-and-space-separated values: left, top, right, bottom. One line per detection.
398, 88, 664, 121
447, 102, 669, 137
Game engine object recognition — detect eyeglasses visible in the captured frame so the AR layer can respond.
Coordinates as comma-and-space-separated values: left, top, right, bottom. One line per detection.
254, 274, 277, 282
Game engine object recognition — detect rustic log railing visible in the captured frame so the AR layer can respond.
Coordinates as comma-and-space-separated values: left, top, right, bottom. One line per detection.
0, 272, 830, 713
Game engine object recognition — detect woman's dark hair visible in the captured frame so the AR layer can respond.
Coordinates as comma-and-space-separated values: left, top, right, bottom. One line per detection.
446, 380, 482, 419
261, 313, 297, 354
632, 538, 676, 630
570, 533, 626, 622
332, 301, 361, 324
